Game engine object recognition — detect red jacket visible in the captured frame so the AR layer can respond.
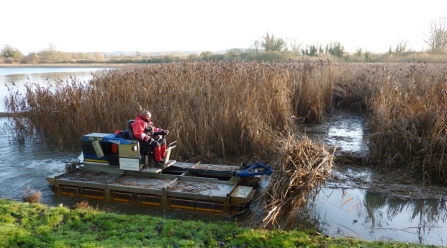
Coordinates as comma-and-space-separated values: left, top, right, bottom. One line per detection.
131, 114, 163, 142
132, 114, 152, 142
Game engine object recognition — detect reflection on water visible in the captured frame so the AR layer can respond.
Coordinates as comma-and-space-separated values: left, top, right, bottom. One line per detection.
302, 110, 446, 246
305, 111, 369, 156
0, 69, 446, 246
308, 188, 446, 246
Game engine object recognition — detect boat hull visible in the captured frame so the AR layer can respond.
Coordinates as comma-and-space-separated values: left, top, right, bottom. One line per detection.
47, 163, 254, 216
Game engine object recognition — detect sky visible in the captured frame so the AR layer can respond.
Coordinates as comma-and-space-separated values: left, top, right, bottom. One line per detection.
1, 0, 447, 55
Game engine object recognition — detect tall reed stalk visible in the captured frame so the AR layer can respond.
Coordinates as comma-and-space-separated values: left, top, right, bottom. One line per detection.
4, 61, 333, 163
331, 62, 447, 184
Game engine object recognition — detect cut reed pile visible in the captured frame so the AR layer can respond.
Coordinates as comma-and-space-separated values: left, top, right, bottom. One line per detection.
22, 187, 42, 203
4, 61, 333, 163
248, 134, 333, 229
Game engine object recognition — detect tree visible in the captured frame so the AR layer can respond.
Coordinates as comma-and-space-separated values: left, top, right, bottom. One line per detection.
424, 17, 447, 53
301, 44, 318, 56
355, 47, 363, 57
21, 52, 40, 64
187, 54, 199, 61
287, 39, 301, 56
308, 45, 318, 56
94, 52, 105, 61
388, 40, 409, 55
39, 43, 60, 63
248, 40, 261, 54
394, 40, 409, 54
1, 44, 23, 60
261, 32, 287, 52
364, 50, 370, 62
200, 51, 213, 61
326, 42, 345, 58
225, 48, 241, 60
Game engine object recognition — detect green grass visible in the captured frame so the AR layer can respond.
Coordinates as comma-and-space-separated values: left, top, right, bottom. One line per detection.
0, 198, 432, 248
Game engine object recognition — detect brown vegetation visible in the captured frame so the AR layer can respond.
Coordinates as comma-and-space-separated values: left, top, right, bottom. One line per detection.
331, 62, 447, 184
73, 200, 93, 210
22, 187, 42, 203
4, 61, 447, 226
4, 61, 333, 162
250, 135, 333, 229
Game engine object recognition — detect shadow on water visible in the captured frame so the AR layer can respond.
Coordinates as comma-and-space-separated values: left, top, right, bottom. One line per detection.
0, 68, 446, 246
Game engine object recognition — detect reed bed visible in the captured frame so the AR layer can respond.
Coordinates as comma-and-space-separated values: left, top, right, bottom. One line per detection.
4, 61, 333, 162
330, 62, 447, 184
5, 60, 447, 199
366, 63, 447, 184
4, 62, 337, 225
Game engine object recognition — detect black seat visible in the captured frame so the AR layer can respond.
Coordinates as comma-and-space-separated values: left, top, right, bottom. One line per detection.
127, 120, 136, 140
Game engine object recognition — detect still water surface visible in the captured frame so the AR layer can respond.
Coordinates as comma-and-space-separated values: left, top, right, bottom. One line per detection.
0, 68, 445, 246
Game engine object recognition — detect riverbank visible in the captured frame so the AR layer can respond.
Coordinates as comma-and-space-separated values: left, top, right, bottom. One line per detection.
0, 198, 430, 247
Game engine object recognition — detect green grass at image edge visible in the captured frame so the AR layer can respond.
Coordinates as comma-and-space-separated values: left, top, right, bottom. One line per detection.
0, 198, 431, 247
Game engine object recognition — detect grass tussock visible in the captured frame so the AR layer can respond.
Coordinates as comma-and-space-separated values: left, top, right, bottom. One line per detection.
22, 187, 42, 203
249, 134, 334, 229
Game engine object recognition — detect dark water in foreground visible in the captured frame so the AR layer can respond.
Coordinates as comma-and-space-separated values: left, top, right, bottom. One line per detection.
0, 68, 446, 246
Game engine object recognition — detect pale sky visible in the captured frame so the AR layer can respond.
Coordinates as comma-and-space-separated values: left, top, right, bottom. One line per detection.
1, 0, 447, 55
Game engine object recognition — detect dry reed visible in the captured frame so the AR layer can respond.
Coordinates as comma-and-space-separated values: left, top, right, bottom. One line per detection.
73, 200, 93, 210
4, 61, 333, 163
248, 134, 334, 229
6, 61, 447, 196
331, 62, 447, 184
22, 187, 42, 203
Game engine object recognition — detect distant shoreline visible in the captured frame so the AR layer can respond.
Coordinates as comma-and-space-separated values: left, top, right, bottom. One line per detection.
0, 63, 129, 68
0, 113, 13, 117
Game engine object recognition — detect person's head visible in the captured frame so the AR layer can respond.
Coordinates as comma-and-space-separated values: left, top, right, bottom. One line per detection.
142, 110, 151, 120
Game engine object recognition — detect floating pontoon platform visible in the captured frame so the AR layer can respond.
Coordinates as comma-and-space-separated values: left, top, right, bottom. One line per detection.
46, 132, 271, 215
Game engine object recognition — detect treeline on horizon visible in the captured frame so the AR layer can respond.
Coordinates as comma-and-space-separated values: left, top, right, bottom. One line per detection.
1, 41, 447, 65
2, 16, 447, 64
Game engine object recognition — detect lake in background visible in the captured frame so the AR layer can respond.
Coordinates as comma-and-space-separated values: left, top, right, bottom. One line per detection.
0, 67, 103, 113
0, 67, 445, 246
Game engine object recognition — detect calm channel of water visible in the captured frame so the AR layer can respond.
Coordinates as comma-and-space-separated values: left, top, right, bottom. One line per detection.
0, 68, 446, 246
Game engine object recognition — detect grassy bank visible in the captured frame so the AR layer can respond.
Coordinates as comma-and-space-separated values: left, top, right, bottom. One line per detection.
0, 198, 429, 248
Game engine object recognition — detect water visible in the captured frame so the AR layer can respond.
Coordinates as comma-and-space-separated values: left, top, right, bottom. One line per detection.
305, 111, 447, 246
0, 67, 102, 112
0, 68, 446, 246
310, 188, 446, 245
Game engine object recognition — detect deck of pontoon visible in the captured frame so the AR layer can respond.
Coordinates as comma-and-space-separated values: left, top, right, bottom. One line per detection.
47, 162, 255, 215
